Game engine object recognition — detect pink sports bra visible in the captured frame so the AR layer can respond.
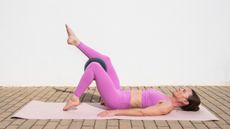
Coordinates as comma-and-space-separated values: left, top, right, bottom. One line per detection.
141, 89, 169, 108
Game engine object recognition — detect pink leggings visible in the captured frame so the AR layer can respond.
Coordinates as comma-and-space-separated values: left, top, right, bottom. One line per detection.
74, 41, 131, 109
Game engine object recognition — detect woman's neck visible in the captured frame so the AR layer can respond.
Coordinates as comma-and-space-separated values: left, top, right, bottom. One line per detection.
168, 96, 182, 107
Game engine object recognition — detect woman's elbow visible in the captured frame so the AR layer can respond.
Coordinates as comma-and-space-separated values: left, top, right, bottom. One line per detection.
160, 109, 171, 115
141, 111, 159, 116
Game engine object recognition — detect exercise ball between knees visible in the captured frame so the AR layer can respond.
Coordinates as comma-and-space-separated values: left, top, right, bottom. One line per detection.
84, 58, 107, 72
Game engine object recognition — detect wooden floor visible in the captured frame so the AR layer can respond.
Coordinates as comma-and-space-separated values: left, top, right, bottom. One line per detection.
0, 86, 230, 129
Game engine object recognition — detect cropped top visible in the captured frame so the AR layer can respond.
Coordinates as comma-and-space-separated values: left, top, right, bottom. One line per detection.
141, 89, 169, 108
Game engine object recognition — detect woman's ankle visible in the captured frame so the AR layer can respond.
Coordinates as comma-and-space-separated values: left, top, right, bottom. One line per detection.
72, 94, 80, 100
75, 41, 81, 47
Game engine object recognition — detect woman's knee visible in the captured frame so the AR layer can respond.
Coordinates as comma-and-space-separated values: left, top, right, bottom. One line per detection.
100, 55, 110, 62
104, 55, 110, 61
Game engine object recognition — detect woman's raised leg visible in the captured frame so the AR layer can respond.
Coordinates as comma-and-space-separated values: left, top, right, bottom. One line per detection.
65, 24, 121, 89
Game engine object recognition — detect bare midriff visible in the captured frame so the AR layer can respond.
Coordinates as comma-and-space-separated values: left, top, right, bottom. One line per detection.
130, 89, 142, 108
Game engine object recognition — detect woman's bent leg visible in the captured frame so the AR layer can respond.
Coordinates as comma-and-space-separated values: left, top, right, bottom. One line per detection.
74, 62, 118, 98
74, 62, 128, 109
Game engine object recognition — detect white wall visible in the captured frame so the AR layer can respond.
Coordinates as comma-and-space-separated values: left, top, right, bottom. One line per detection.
0, 0, 230, 87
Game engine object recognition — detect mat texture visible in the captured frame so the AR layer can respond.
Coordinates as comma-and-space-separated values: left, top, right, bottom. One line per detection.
12, 100, 219, 121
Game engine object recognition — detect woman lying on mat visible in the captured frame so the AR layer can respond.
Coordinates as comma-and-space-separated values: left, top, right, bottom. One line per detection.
63, 24, 201, 117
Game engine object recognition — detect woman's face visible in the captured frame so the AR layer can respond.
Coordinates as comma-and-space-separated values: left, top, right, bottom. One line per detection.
173, 88, 193, 105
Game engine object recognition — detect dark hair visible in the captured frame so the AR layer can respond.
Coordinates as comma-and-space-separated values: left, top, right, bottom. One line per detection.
84, 58, 107, 72
181, 89, 201, 111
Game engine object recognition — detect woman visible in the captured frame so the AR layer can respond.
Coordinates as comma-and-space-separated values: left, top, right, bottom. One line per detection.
63, 24, 201, 117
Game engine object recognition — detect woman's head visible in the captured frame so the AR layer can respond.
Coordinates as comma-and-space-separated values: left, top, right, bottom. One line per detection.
172, 88, 201, 111
180, 89, 200, 111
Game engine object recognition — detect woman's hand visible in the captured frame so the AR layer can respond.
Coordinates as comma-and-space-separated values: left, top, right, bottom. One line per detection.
97, 110, 117, 117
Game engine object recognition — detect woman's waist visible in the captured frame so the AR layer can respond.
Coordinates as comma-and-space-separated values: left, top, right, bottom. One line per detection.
129, 89, 143, 108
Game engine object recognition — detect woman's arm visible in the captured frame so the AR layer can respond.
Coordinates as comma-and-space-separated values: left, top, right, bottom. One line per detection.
97, 102, 173, 117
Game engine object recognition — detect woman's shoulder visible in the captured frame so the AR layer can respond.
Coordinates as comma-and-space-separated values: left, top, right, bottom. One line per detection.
157, 99, 174, 111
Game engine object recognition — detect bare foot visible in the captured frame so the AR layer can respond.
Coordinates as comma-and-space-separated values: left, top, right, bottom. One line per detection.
65, 24, 81, 46
63, 95, 80, 111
